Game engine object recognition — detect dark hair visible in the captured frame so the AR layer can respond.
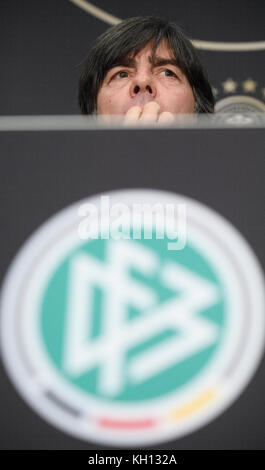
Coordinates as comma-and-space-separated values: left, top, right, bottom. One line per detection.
78, 16, 214, 114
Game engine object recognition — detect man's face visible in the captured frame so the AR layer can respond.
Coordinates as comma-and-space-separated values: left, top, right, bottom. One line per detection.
96, 40, 195, 117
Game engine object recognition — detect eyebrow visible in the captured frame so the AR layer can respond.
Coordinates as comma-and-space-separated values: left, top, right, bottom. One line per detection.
111, 55, 180, 69
151, 56, 180, 68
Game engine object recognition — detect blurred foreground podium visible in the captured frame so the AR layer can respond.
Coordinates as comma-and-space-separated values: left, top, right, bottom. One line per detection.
0, 116, 264, 449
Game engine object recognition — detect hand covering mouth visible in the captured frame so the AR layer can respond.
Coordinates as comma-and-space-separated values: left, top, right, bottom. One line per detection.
124, 93, 156, 112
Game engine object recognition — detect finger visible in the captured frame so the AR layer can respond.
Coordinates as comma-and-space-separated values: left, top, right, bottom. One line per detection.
123, 105, 142, 124
140, 101, 160, 124
158, 111, 175, 125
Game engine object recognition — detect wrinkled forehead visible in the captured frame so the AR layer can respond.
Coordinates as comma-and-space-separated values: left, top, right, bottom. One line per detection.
129, 38, 174, 59
107, 38, 179, 71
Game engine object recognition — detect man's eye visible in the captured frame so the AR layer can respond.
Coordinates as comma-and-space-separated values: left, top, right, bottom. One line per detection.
115, 71, 129, 79
161, 69, 177, 77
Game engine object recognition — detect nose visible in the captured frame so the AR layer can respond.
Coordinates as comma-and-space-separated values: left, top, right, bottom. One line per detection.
130, 71, 156, 98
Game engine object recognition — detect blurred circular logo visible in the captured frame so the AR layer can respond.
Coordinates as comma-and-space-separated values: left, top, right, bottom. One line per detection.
0, 189, 264, 447
214, 96, 265, 125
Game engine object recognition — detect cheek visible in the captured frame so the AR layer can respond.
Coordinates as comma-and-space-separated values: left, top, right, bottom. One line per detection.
181, 83, 195, 112
97, 88, 127, 115
165, 86, 195, 114
97, 91, 112, 115
181, 89, 195, 113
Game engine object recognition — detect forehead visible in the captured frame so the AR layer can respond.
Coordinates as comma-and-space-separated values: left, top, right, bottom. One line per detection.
133, 39, 174, 59
108, 39, 176, 71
